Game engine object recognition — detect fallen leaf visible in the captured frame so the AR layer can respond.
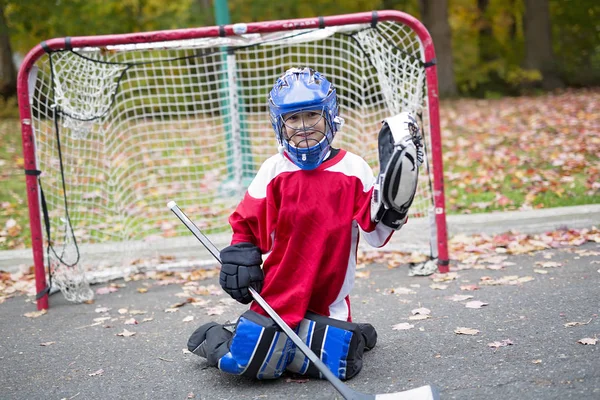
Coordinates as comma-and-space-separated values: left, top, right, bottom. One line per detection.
182, 315, 194, 322
465, 300, 489, 309
411, 307, 431, 315
392, 323, 414, 331
488, 339, 513, 348
129, 310, 147, 315
96, 286, 118, 295
356, 270, 370, 279
95, 307, 110, 313
535, 261, 562, 268
137, 288, 148, 293
391, 286, 416, 295
518, 276, 535, 283
118, 308, 129, 314
124, 318, 138, 325
219, 298, 237, 305
454, 327, 479, 335
532, 359, 542, 364
116, 329, 136, 337
88, 369, 104, 376
577, 338, 597, 345
206, 306, 225, 316
164, 308, 179, 313
24, 309, 47, 318
40, 341, 56, 346
142, 317, 154, 323
431, 272, 458, 282
429, 283, 448, 290
534, 269, 548, 274
564, 318, 592, 328
447, 294, 474, 302
409, 314, 431, 321
460, 285, 479, 291
170, 299, 193, 308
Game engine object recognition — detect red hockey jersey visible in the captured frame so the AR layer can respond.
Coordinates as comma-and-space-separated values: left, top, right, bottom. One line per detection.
229, 149, 394, 328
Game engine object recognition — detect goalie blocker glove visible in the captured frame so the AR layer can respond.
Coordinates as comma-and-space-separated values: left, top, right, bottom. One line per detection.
219, 243, 264, 304
371, 112, 424, 230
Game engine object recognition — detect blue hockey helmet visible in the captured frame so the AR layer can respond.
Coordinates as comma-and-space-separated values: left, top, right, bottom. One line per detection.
268, 67, 344, 170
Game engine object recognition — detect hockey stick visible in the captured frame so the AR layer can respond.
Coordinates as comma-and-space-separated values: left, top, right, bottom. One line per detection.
167, 200, 440, 400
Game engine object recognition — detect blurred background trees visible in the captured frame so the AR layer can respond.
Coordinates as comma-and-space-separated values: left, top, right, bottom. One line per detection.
0, 0, 598, 100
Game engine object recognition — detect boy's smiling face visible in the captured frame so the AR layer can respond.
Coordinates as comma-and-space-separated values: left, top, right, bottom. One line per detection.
282, 110, 327, 148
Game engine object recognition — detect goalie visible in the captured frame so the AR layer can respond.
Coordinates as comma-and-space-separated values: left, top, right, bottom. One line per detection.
188, 67, 423, 380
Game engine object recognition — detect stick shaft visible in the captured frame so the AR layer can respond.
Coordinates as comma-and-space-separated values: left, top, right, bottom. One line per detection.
167, 201, 369, 400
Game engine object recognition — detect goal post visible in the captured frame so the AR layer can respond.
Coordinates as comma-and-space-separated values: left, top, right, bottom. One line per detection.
17, 10, 449, 310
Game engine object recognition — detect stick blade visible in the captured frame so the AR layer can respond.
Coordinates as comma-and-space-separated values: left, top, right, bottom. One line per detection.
375, 385, 440, 400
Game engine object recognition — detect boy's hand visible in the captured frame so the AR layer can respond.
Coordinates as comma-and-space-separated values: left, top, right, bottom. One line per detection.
219, 243, 264, 304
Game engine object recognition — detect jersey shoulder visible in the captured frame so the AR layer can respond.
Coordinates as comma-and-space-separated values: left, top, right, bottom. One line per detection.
247, 153, 299, 199
326, 150, 374, 191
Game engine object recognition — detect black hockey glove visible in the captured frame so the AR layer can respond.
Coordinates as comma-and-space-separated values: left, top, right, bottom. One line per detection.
219, 243, 264, 304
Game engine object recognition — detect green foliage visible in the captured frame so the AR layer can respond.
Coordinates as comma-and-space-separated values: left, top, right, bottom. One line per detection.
0, 96, 19, 118
5, 0, 195, 54
450, 0, 538, 96
550, 1, 600, 86
1, 0, 598, 100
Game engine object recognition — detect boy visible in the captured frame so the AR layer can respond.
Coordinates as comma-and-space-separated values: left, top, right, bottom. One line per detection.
188, 67, 423, 380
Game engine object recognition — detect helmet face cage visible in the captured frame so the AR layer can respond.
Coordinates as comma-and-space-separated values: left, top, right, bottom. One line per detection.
268, 67, 341, 170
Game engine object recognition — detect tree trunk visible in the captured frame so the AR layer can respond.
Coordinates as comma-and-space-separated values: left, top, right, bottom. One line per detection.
523, 0, 564, 90
0, 3, 17, 98
419, 0, 457, 97
477, 0, 494, 63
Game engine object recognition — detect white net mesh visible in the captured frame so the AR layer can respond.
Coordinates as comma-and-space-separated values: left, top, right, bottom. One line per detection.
27, 21, 440, 301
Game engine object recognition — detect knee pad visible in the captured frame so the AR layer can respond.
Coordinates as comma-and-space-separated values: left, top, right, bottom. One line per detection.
287, 313, 377, 380
217, 310, 294, 379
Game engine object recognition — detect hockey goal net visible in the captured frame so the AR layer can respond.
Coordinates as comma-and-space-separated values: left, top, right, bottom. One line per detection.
18, 11, 448, 308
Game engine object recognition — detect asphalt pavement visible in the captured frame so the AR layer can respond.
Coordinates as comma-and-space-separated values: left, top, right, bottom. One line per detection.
0, 207, 599, 400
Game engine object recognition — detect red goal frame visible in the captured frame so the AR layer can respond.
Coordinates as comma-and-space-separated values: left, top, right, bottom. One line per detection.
18, 10, 449, 310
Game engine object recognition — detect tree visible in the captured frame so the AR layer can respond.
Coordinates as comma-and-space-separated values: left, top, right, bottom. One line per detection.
419, 0, 457, 97
0, 1, 16, 98
523, 0, 563, 90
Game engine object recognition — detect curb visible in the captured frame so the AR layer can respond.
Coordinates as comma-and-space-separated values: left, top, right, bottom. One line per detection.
447, 203, 600, 236
1, 204, 598, 273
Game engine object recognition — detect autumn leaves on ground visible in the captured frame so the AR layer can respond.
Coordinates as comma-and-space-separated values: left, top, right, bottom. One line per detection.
441, 88, 599, 213
0, 88, 599, 303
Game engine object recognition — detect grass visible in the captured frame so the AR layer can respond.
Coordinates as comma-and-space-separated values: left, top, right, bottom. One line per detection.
0, 119, 29, 250
1, 88, 599, 251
